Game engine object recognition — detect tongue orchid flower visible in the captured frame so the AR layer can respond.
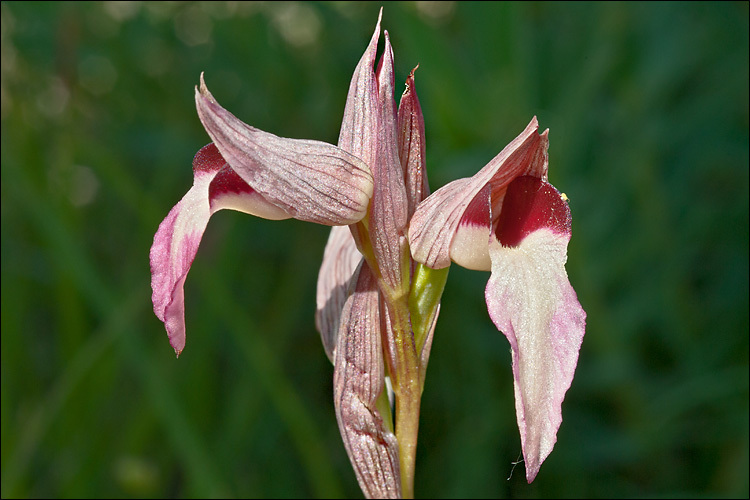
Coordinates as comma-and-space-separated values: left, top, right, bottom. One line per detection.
150, 7, 585, 498
408, 117, 587, 483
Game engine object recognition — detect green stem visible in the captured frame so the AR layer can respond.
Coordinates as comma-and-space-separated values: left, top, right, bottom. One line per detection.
409, 263, 450, 371
395, 380, 420, 499
381, 293, 421, 499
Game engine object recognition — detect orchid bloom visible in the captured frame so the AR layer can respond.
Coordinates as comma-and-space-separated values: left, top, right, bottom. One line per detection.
408, 118, 587, 482
150, 8, 585, 499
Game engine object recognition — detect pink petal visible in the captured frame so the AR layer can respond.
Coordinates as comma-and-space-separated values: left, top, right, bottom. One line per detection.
408, 117, 548, 270
368, 30, 409, 292
315, 226, 363, 362
337, 11, 409, 294
335, 11, 381, 260
484, 177, 585, 482
334, 262, 402, 498
397, 66, 430, 221
450, 182, 493, 271
338, 7, 381, 167
195, 76, 373, 226
150, 144, 288, 355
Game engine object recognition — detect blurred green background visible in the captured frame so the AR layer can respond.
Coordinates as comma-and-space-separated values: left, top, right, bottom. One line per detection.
2, 1, 748, 498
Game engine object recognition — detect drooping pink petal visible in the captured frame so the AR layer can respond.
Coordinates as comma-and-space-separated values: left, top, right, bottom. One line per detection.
408, 117, 549, 270
334, 262, 401, 499
315, 225, 363, 362
485, 176, 585, 483
195, 75, 373, 226
150, 144, 288, 355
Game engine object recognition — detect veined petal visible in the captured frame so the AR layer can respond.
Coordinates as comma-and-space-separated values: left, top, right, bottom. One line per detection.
150, 144, 288, 355
196, 76, 373, 226
315, 225, 363, 362
408, 117, 548, 270
397, 66, 430, 221
369, 30, 409, 293
338, 7, 381, 167
338, 10, 410, 295
334, 262, 401, 499
335, 10, 381, 260
485, 176, 585, 483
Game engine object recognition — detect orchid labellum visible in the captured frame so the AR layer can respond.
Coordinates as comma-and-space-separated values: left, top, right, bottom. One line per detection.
150, 8, 585, 498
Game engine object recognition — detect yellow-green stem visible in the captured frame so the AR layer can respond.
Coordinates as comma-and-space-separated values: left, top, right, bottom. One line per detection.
408, 264, 449, 383
394, 374, 420, 499
381, 294, 421, 498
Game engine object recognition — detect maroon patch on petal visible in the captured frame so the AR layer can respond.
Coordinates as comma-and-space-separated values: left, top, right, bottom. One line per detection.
495, 176, 571, 247
208, 165, 256, 200
460, 183, 491, 228
192, 143, 226, 174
